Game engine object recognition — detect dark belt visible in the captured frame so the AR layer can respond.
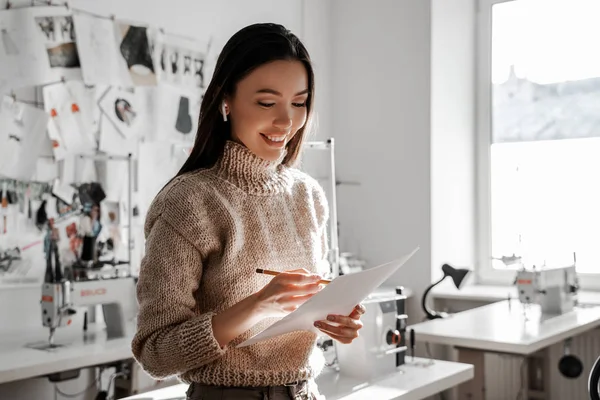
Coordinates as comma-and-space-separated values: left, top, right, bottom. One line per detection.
186, 380, 311, 399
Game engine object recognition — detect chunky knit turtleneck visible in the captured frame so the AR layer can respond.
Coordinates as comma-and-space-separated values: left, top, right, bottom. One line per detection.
131, 141, 330, 387
212, 140, 294, 195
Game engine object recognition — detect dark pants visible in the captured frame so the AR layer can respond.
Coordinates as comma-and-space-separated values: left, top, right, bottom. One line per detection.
186, 380, 319, 400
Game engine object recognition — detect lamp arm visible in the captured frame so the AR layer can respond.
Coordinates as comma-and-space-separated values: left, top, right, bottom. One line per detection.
422, 275, 447, 320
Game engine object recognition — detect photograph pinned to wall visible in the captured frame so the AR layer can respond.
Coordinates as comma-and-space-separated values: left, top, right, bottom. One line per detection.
151, 84, 200, 143
98, 86, 153, 140
43, 81, 97, 159
0, 96, 50, 181
154, 30, 210, 94
116, 20, 157, 86
73, 12, 129, 87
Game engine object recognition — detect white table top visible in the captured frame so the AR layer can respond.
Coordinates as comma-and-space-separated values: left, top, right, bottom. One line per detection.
0, 322, 134, 384
431, 281, 600, 305
409, 300, 600, 355
122, 357, 474, 400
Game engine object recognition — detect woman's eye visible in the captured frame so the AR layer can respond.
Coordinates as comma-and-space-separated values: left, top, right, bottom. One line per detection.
293, 102, 307, 108
258, 102, 275, 108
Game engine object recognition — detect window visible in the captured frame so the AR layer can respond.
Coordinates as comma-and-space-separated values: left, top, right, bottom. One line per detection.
477, 0, 600, 289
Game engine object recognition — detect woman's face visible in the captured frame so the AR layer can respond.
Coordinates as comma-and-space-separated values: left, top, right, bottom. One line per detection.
226, 60, 309, 162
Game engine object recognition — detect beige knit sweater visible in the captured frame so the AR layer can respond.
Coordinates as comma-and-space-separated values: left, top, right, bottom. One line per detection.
131, 140, 329, 387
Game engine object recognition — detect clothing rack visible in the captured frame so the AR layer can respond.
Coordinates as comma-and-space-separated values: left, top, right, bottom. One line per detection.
305, 139, 339, 279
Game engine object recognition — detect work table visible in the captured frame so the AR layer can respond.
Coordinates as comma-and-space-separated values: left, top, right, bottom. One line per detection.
409, 300, 600, 355
123, 358, 474, 400
0, 322, 134, 384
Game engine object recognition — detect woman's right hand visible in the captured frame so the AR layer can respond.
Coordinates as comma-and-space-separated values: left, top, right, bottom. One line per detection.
254, 268, 323, 318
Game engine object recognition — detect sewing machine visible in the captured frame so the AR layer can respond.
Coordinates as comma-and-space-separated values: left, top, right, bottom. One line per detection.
41, 276, 137, 347
515, 264, 579, 315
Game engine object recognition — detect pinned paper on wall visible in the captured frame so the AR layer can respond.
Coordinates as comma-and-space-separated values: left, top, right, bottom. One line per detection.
73, 12, 128, 86
43, 81, 97, 159
98, 115, 139, 158
0, 96, 49, 181
98, 86, 153, 140
117, 22, 157, 86
150, 84, 200, 143
154, 31, 209, 94
0, 7, 82, 94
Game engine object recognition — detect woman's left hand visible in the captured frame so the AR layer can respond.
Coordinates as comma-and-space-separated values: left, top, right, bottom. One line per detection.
314, 304, 365, 344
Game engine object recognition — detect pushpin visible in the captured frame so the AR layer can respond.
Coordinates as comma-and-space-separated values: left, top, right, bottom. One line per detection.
71, 103, 79, 113
50, 108, 58, 118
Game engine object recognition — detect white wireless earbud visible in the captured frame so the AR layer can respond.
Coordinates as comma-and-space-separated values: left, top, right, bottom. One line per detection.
221, 101, 228, 122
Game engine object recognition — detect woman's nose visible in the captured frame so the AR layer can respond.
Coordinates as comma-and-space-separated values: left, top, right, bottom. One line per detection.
273, 109, 293, 130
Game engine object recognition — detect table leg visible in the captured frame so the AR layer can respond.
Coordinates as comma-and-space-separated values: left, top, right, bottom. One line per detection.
456, 347, 485, 400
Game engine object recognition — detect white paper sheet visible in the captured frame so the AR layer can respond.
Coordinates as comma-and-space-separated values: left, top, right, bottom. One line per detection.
43, 82, 97, 158
0, 96, 49, 180
98, 86, 153, 140
0, 7, 82, 94
73, 12, 129, 87
151, 84, 200, 143
153, 30, 209, 93
237, 247, 420, 348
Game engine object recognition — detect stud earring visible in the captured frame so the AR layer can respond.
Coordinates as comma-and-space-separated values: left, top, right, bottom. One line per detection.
221, 101, 228, 122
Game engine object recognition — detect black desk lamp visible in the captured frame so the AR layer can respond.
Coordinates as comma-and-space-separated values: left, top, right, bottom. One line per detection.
422, 263, 470, 320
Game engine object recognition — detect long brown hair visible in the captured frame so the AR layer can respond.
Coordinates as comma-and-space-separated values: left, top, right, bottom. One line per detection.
176, 23, 315, 177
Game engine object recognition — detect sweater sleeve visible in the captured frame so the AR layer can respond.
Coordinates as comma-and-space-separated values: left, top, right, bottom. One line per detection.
131, 213, 226, 379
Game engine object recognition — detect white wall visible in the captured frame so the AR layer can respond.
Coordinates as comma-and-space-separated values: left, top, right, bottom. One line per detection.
0, 2, 307, 399
330, 0, 432, 323
430, 0, 477, 282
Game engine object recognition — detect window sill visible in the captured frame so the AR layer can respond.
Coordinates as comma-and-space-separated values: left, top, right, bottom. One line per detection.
430, 279, 600, 305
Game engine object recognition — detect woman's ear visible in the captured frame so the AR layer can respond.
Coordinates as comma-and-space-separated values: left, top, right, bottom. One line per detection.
221, 101, 228, 122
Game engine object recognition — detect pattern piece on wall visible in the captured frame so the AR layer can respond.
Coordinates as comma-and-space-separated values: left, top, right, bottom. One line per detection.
0, 96, 49, 181
43, 81, 97, 160
0, 7, 82, 95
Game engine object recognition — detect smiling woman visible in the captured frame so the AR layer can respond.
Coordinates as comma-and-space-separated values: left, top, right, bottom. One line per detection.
131, 23, 364, 400
225, 60, 310, 161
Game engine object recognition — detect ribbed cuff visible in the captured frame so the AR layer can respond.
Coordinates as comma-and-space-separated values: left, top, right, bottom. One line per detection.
179, 312, 227, 370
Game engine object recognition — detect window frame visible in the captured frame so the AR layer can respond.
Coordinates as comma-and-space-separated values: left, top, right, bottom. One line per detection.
475, 0, 600, 291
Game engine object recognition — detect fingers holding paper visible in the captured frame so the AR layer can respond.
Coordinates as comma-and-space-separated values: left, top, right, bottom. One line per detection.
255, 268, 323, 318
314, 304, 365, 344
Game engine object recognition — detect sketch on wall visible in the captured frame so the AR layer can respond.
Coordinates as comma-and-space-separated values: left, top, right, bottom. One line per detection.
43, 81, 97, 160
73, 12, 128, 86
0, 96, 50, 181
35, 14, 80, 69
150, 84, 200, 143
150, 32, 209, 143
0, 7, 83, 94
154, 31, 209, 92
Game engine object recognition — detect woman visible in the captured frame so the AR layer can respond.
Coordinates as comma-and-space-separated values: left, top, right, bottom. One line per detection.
131, 23, 365, 400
